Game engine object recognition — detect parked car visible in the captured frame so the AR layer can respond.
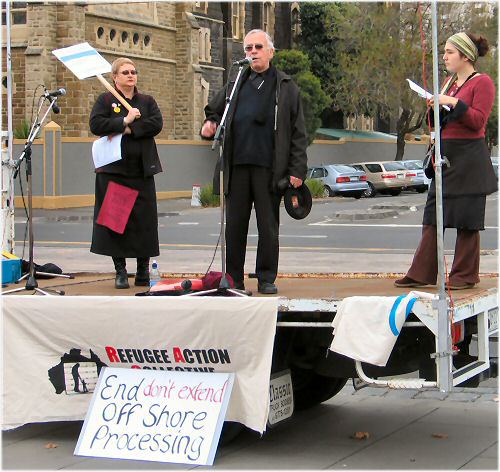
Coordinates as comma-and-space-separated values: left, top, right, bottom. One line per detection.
401, 160, 429, 192
351, 161, 409, 198
306, 164, 368, 199
491, 156, 498, 178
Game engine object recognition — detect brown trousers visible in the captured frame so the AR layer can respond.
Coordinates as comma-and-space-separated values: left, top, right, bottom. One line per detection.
406, 225, 480, 285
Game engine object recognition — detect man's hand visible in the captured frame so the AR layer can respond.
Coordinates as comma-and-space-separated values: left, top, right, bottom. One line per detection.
201, 120, 217, 138
289, 176, 303, 188
124, 107, 141, 125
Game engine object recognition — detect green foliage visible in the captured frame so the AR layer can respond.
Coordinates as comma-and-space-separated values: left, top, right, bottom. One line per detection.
199, 183, 220, 207
13, 119, 31, 139
305, 178, 325, 198
297, 2, 498, 159
274, 49, 331, 144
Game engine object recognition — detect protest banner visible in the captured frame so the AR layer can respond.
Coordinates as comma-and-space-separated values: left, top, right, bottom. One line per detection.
75, 367, 234, 465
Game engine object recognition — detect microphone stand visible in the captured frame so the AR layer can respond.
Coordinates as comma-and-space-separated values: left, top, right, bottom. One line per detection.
186, 63, 249, 297
4, 95, 73, 296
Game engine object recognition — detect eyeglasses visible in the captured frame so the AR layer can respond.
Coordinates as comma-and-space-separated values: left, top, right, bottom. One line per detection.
120, 70, 137, 76
244, 44, 264, 52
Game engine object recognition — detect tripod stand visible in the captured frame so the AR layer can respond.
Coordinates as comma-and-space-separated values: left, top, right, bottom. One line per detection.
4, 93, 72, 296
186, 63, 249, 298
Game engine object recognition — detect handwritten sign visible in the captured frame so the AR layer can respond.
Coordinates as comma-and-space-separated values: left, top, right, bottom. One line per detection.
75, 368, 234, 465
53, 42, 111, 79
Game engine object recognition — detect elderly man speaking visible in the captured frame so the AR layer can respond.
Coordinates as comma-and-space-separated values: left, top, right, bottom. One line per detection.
201, 29, 308, 295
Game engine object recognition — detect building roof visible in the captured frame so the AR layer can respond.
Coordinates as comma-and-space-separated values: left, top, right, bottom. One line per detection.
316, 128, 397, 142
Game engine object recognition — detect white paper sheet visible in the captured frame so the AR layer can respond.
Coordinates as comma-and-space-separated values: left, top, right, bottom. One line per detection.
406, 79, 450, 111
92, 134, 122, 169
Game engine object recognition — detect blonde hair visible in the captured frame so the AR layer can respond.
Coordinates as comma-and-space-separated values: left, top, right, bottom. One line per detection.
111, 57, 136, 76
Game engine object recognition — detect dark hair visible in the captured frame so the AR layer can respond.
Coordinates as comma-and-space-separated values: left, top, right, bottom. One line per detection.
467, 32, 490, 57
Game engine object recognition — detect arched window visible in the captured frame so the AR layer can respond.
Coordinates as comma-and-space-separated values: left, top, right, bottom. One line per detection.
291, 5, 300, 42
198, 30, 205, 61
263, 2, 272, 33
231, 2, 245, 39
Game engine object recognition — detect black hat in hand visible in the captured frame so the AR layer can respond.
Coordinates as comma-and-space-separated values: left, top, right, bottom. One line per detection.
278, 178, 312, 220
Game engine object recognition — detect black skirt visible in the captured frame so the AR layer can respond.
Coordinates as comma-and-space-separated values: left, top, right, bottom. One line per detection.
91, 173, 159, 257
423, 194, 486, 230
423, 138, 496, 231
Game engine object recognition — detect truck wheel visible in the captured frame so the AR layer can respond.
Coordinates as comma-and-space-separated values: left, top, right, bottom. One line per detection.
219, 421, 244, 446
291, 368, 348, 410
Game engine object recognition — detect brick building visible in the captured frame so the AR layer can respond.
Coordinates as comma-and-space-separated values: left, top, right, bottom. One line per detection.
2, 1, 298, 139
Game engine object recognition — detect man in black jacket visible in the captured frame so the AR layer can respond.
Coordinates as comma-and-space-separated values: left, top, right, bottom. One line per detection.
201, 29, 308, 294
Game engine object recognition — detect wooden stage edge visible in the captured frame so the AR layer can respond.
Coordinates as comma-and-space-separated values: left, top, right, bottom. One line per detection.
2, 272, 498, 301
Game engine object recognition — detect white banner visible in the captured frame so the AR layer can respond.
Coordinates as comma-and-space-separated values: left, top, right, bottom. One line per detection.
3, 296, 278, 433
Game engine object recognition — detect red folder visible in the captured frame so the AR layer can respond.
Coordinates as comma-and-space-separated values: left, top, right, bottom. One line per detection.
96, 181, 139, 234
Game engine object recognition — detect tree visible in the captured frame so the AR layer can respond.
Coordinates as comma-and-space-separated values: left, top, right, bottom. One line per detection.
318, 2, 430, 160
273, 49, 332, 145
298, 2, 497, 159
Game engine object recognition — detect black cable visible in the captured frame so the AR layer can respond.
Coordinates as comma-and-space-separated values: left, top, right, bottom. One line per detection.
204, 233, 220, 276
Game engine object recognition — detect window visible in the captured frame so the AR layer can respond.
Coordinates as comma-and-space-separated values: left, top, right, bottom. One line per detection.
263, 2, 272, 33
383, 162, 406, 171
231, 2, 245, 39
194, 2, 208, 14
1, 2, 27, 25
365, 164, 382, 173
291, 5, 300, 42
198, 28, 211, 62
311, 168, 325, 179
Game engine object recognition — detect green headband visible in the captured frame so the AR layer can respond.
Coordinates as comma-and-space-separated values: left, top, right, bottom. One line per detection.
447, 32, 478, 63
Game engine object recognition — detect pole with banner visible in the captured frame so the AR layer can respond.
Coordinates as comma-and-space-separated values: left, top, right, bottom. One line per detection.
430, 0, 453, 392
52, 42, 134, 113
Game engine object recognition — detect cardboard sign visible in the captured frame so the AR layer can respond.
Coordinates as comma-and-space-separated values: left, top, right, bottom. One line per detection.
75, 368, 234, 465
96, 181, 138, 234
53, 42, 111, 79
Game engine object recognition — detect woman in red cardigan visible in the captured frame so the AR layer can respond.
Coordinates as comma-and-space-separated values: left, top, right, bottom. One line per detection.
396, 32, 497, 290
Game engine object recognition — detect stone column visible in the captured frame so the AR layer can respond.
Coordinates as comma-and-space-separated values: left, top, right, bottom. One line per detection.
174, 4, 204, 139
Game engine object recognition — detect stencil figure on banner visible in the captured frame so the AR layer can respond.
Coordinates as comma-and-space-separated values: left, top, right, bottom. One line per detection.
89, 57, 163, 290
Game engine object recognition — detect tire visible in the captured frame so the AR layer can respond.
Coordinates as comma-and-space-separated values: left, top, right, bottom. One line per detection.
219, 421, 245, 446
353, 192, 362, 199
291, 368, 348, 410
323, 185, 334, 198
388, 189, 401, 196
363, 182, 376, 198
416, 186, 427, 193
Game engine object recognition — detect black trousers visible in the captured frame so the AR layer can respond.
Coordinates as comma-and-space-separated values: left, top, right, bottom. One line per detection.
225, 165, 281, 285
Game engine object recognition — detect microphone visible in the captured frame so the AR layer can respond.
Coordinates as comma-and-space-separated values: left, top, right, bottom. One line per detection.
233, 57, 253, 66
44, 88, 66, 98
51, 102, 60, 114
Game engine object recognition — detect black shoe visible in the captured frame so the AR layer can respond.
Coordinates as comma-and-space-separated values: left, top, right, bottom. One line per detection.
233, 281, 245, 290
115, 272, 130, 289
134, 269, 150, 286
258, 282, 278, 295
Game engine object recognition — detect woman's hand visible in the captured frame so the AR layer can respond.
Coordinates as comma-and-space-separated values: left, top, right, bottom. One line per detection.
123, 126, 132, 135
427, 94, 459, 108
124, 107, 141, 125
201, 120, 217, 138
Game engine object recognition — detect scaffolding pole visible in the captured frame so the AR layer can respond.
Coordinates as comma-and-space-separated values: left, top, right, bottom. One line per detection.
430, 0, 453, 392
1, 0, 16, 254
